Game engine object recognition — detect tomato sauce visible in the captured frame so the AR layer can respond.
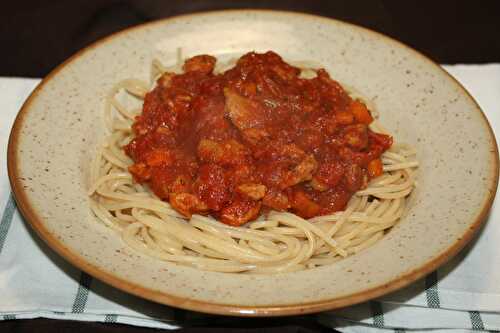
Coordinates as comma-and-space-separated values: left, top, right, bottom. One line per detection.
125, 52, 392, 226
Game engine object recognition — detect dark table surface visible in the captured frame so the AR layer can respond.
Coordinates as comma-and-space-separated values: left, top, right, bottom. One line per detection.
1, 1, 499, 332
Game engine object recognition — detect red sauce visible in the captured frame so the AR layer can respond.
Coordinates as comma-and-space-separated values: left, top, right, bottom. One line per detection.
125, 51, 392, 226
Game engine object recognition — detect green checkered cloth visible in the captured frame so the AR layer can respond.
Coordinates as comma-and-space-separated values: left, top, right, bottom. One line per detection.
1, 65, 499, 332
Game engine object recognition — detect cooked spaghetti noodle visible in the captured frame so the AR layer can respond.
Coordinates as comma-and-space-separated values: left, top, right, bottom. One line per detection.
89, 53, 418, 273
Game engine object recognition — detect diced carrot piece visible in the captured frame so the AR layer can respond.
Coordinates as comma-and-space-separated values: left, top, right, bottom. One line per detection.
145, 149, 173, 167
290, 190, 321, 218
336, 111, 354, 125
350, 100, 373, 124
367, 158, 384, 178
128, 163, 151, 181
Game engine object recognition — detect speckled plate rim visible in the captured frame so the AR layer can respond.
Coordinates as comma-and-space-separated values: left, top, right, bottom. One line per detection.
7, 9, 499, 317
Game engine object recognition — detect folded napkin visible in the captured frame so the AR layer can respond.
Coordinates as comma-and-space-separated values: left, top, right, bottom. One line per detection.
1, 64, 499, 332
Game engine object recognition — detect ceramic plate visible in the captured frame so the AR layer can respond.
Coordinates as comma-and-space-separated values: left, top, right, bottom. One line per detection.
7, 10, 498, 316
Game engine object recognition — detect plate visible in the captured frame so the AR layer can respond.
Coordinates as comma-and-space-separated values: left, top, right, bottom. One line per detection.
7, 10, 498, 316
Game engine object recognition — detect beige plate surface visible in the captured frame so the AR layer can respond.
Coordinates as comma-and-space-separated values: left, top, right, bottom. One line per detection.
7, 10, 499, 316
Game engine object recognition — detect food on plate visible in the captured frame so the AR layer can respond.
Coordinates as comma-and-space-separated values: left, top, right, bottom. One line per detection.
89, 51, 418, 273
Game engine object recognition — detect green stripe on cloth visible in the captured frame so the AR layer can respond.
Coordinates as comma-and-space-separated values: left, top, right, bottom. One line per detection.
425, 271, 440, 308
104, 314, 118, 323
370, 301, 384, 328
0, 193, 16, 254
71, 272, 93, 313
469, 311, 485, 330
3, 314, 16, 320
